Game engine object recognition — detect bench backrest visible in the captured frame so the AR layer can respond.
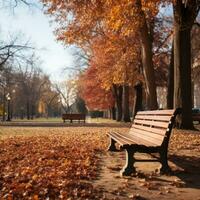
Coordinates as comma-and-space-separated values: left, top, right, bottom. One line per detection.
130, 109, 180, 147
62, 114, 86, 120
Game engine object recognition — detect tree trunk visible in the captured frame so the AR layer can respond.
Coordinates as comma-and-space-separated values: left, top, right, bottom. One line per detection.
167, 41, 174, 109
191, 80, 194, 108
113, 85, 123, 121
46, 105, 49, 119
111, 106, 116, 120
10, 102, 13, 120
31, 105, 35, 119
173, 1, 198, 129
132, 82, 143, 119
174, 25, 193, 129
2, 88, 6, 121
27, 99, 30, 120
123, 85, 131, 122
138, 0, 158, 110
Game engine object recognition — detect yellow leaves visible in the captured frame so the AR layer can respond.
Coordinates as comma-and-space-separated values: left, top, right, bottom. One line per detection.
32, 174, 38, 181
63, 158, 71, 165
21, 167, 33, 176
42, 0, 162, 47
83, 157, 92, 167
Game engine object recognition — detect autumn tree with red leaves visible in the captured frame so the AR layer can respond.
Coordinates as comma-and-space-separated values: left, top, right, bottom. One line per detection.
79, 64, 114, 112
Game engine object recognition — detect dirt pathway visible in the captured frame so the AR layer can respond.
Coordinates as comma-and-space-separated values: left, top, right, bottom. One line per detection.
93, 150, 200, 200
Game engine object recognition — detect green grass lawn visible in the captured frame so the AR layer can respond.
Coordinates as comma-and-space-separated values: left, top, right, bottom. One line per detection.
13, 117, 62, 122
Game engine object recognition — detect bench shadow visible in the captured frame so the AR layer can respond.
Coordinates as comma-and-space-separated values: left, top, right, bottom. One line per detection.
169, 154, 200, 189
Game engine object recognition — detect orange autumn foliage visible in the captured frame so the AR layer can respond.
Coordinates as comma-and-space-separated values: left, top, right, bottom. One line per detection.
41, 0, 173, 109
41, 0, 165, 46
79, 64, 114, 110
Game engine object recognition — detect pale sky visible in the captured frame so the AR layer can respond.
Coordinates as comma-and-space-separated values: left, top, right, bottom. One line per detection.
0, 1, 75, 82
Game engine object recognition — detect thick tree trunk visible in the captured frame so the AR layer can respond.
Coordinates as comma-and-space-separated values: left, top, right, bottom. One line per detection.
138, 0, 158, 110
113, 85, 123, 121
140, 29, 158, 109
132, 82, 143, 119
122, 85, 131, 122
167, 42, 174, 109
173, 1, 198, 129
174, 25, 193, 129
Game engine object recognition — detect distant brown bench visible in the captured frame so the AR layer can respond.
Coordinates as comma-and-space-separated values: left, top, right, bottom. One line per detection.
192, 114, 200, 123
107, 109, 180, 176
192, 110, 200, 123
62, 114, 86, 123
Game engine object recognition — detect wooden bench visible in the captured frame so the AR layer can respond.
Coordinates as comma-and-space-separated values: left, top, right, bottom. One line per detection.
192, 109, 200, 123
192, 114, 200, 123
62, 114, 86, 123
107, 109, 180, 176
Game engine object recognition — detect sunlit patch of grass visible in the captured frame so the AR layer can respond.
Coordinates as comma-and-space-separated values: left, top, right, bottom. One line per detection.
13, 117, 62, 122
10, 117, 121, 124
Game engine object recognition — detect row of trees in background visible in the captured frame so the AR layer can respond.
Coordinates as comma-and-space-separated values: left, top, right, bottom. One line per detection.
42, 0, 200, 129
0, 39, 87, 120
0, 56, 62, 120
0, 30, 62, 120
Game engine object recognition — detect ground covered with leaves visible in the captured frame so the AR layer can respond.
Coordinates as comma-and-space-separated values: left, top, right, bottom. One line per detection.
0, 125, 200, 200
0, 126, 127, 199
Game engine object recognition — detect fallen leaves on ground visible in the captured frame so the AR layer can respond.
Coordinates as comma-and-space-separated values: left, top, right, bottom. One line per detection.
0, 127, 122, 199
0, 126, 200, 199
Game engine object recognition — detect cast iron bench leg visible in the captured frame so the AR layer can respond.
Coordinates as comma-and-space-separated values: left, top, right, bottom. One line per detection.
159, 150, 171, 174
121, 146, 136, 176
107, 138, 118, 151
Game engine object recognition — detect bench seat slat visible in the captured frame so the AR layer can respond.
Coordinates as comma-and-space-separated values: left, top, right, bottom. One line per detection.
134, 119, 170, 128
110, 131, 158, 147
129, 128, 164, 142
132, 124, 166, 135
127, 135, 157, 146
109, 132, 132, 145
109, 131, 151, 146
137, 110, 175, 115
108, 132, 133, 146
127, 131, 163, 146
135, 115, 171, 121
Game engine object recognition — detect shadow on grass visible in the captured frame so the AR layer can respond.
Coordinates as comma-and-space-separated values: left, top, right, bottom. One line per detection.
169, 154, 200, 189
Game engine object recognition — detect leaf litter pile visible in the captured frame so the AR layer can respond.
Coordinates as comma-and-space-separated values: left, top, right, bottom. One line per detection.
1, 126, 200, 200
